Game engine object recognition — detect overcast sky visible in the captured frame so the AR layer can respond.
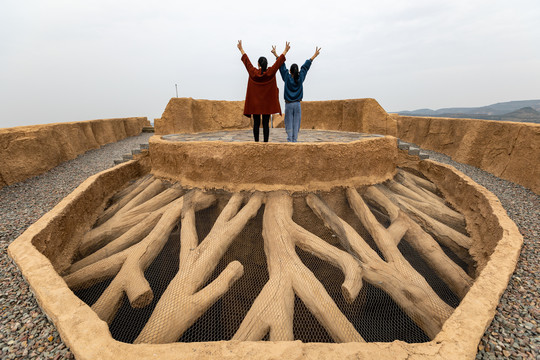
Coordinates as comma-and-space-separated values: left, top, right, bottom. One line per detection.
1, 0, 539, 129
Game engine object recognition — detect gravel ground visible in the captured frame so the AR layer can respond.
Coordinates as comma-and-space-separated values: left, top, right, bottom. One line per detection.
0, 132, 538, 359
0, 133, 152, 359
423, 150, 540, 360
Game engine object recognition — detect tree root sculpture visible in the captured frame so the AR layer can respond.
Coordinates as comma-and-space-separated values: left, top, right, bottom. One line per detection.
65, 169, 474, 344
95, 174, 155, 226
306, 188, 454, 339
376, 183, 472, 264
65, 190, 216, 323
384, 179, 467, 233
363, 186, 473, 298
133, 191, 265, 344
78, 178, 184, 257
232, 191, 364, 343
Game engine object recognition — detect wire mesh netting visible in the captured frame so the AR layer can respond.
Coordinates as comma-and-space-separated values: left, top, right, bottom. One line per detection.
72, 180, 472, 345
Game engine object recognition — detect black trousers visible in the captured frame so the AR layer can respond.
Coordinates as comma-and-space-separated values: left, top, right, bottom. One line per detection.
252, 114, 270, 142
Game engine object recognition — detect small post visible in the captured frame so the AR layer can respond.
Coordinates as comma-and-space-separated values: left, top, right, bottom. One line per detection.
175, 84, 178, 98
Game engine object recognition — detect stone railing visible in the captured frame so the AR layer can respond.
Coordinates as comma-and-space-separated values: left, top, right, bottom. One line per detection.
0, 117, 149, 190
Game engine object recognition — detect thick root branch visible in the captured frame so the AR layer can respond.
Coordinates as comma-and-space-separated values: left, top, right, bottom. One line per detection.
307, 190, 453, 339
364, 186, 473, 298
96, 175, 155, 226
384, 180, 466, 233
234, 191, 364, 343
134, 192, 264, 344
377, 185, 472, 263
79, 184, 184, 257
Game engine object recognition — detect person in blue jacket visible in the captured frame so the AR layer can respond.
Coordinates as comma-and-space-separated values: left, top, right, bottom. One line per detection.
271, 45, 321, 142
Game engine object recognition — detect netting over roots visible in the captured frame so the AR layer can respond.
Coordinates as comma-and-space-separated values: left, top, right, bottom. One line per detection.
66, 169, 474, 344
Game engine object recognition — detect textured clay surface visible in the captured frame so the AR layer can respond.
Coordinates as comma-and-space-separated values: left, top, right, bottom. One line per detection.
0, 117, 149, 189
397, 115, 540, 194
154, 97, 397, 137
149, 135, 398, 192
7, 148, 523, 359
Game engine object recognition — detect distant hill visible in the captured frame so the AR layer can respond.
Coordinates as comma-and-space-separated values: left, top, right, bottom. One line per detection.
398, 100, 540, 123
503, 106, 540, 119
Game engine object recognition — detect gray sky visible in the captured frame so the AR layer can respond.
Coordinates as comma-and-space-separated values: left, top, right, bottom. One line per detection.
1, 0, 539, 129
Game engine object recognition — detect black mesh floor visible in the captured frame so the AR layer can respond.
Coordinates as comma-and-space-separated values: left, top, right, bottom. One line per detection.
74, 188, 470, 344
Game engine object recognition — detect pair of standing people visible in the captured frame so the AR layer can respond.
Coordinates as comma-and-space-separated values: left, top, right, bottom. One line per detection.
237, 40, 321, 142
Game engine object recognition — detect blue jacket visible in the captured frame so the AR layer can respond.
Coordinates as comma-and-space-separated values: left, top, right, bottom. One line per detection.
279, 59, 312, 102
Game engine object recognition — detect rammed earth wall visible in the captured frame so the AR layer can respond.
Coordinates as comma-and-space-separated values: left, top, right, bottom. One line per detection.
7, 151, 523, 359
0, 117, 149, 190
397, 116, 540, 194
156, 98, 539, 194
154, 97, 398, 136
3, 99, 537, 195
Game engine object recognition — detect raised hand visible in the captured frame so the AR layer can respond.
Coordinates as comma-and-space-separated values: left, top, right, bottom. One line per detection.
311, 46, 321, 61
271, 45, 278, 58
237, 40, 245, 55
284, 41, 291, 54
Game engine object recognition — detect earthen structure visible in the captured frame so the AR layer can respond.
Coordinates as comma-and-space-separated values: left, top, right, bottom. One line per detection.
9, 143, 522, 359
0, 117, 149, 190
5, 98, 530, 359
154, 97, 398, 139
150, 135, 396, 192
155, 98, 539, 194
397, 115, 540, 194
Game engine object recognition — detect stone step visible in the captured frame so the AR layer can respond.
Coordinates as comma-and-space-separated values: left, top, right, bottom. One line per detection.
408, 146, 420, 156
142, 126, 155, 133
398, 140, 411, 150
112, 145, 149, 166
397, 139, 429, 159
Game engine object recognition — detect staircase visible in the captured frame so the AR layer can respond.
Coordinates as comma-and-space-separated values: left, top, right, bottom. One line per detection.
113, 143, 149, 165
397, 140, 430, 159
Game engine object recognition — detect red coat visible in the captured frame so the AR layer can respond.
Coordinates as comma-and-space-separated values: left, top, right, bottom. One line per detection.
241, 53, 286, 117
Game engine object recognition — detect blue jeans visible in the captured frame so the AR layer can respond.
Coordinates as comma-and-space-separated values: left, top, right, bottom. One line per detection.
284, 101, 302, 142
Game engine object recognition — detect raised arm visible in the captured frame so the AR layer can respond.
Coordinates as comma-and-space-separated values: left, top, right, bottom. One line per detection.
239, 40, 259, 76
283, 41, 291, 57
271, 41, 291, 59
271, 45, 278, 59
237, 40, 245, 56
310, 46, 321, 61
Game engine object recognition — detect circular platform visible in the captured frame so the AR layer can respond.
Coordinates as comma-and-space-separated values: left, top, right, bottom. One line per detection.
151, 130, 397, 192
161, 129, 384, 143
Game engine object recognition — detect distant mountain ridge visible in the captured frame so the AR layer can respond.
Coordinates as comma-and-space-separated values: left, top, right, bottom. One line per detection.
399, 100, 540, 116
398, 100, 540, 124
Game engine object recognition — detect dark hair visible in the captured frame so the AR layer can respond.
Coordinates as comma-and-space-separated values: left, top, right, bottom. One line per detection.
290, 63, 299, 84
258, 57, 268, 74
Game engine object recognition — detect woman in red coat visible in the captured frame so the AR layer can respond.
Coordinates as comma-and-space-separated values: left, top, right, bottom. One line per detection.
238, 40, 290, 142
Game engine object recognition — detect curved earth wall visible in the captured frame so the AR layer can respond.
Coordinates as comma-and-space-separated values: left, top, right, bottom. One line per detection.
298, 98, 397, 136
7, 152, 523, 360
154, 97, 540, 194
154, 97, 397, 137
397, 115, 540, 194
155, 98, 251, 134
149, 135, 397, 192
0, 117, 149, 190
